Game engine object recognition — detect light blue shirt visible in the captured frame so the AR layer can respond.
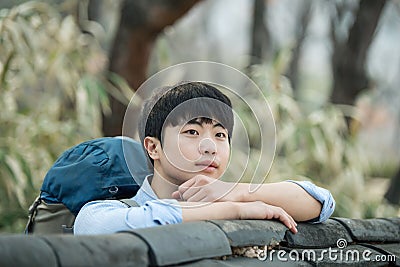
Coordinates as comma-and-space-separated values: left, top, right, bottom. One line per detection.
288, 180, 335, 223
74, 177, 335, 235
74, 176, 182, 235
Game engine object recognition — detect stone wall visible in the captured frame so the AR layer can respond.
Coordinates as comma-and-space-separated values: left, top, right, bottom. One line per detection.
0, 218, 399, 266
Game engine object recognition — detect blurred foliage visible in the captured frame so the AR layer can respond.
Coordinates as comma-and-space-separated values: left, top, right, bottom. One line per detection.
1, 0, 397, 233
246, 56, 397, 219
0, 1, 109, 232
220, 49, 398, 219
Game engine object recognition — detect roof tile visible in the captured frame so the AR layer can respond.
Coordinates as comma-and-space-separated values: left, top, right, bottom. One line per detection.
282, 244, 389, 266
175, 256, 312, 266
333, 217, 400, 242
208, 219, 287, 247
41, 233, 148, 267
360, 243, 400, 266
0, 235, 57, 267
124, 221, 231, 266
285, 219, 353, 248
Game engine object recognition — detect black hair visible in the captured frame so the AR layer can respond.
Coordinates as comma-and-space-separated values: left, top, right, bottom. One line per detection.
138, 81, 234, 163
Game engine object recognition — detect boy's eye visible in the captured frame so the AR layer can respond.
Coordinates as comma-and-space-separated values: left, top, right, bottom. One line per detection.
216, 132, 227, 138
184, 129, 199, 135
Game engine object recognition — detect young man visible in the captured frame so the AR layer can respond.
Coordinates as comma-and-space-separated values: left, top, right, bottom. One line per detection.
74, 82, 335, 235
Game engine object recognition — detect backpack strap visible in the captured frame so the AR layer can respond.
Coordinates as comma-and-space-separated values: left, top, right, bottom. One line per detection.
26, 197, 139, 235
25, 196, 41, 234
119, 199, 139, 207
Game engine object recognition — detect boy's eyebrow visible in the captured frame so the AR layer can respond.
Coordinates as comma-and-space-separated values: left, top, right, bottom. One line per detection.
213, 122, 226, 129
186, 119, 202, 126
186, 119, 227, 129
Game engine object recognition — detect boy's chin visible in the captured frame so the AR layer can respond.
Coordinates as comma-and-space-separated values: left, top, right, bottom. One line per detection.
200, 166, 219, 173
195, 170, 222, 180
177, 169, 222, 182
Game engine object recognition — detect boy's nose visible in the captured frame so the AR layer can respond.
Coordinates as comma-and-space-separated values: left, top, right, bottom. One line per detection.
198, 138, 216, 155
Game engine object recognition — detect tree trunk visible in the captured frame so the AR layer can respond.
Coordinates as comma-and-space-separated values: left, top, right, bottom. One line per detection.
330, 0, 386, 106
103, 0, 202, 136
328, 0, 400, 205
286, 0, 312, 92
249, 0, 270, 66
385, 165, 400, 205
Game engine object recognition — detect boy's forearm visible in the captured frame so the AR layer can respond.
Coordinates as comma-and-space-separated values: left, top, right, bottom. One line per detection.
180, 201, 238, 222
179, 200, 298, 233
235, 182, 321, 222
173, 175, 327, 222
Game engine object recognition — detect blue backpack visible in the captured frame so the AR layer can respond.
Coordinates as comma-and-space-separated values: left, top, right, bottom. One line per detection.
25, 137, 152, 234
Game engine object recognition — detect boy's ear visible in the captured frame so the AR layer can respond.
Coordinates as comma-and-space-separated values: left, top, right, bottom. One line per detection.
144, 137, 161, 160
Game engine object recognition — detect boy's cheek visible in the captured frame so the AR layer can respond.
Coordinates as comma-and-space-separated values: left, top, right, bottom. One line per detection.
220, 145, 231, 159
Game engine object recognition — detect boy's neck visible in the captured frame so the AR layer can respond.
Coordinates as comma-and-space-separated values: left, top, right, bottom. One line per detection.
150, 170, 179, 199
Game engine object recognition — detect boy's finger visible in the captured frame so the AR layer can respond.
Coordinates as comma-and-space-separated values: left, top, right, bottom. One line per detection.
279, 208, 297, 231
275, 211, 297, 234
279, 214, 292, 230
178, 178, 197, 194
285, 216, 297, 234
171, 191, 181, 199
182, 186, 201, 201
186, 191, 207, 202
288, 221, 298, 234
284, 212, 296, 229
285, 215, 297, 234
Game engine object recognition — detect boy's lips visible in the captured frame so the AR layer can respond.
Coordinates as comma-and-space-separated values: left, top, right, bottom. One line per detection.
196, 160, 219, 167
195, 160, 219, 172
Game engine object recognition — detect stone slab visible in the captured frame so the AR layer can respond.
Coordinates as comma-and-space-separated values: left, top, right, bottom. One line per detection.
361, 243, 400, 266
208, 219, 287, 247
285, 219, 353, 248
0, 235, 57, 267
282, 244, 388, 266
42, 233, 148, 267
333, 217, 400, 242
175, 256, 312, 267
125, 221, 231, 266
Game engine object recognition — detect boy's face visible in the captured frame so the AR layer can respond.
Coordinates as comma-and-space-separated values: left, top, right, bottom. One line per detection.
151, 118, 230, 185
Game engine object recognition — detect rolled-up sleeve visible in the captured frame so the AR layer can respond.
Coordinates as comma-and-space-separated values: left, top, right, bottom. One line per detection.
288, 180, 335, 223
74, 199, 182, 235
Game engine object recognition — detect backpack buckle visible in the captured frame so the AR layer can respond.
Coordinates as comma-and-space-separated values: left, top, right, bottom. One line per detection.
28, 196, 41, 215
62, 225, 74, 234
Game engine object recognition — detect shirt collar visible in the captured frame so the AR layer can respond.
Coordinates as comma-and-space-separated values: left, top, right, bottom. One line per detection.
134, 175, 158, 203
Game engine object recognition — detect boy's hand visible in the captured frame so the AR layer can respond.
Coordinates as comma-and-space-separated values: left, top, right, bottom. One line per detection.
173, 175, 298, 233
171, 175, 241, 202
237, 201, 298, 234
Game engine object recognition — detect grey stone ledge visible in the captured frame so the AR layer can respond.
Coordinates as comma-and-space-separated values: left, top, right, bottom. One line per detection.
41, 233, 149, 267
285, 219, 353, 248
208, 219, 287, 247
333, 217, 400, 242
0, 235, 58, 267
0, 217, 399, 267
123, 221, 231, 266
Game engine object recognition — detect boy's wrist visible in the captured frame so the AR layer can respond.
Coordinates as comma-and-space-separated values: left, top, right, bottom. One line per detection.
231, 183, 251, 202
232, 201, 242, 219
233, 183, 252, 202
